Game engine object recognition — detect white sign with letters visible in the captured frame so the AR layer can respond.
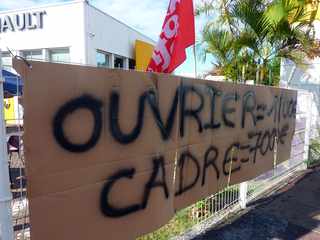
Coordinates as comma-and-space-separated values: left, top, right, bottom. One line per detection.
0, 11, 46, 33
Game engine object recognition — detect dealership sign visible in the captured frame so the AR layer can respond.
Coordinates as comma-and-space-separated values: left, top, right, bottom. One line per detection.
0, 11, 46, 33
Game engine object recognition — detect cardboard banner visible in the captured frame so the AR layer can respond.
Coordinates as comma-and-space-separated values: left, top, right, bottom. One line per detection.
14, 60, 297, 240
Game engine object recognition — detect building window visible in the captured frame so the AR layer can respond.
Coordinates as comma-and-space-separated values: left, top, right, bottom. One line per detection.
22, 49, 43, 60
1, 52, 12, 68
49, 48, 70, 63
114, 56, 124, 69
96, 50, 110, 68
129, 59, 136, 70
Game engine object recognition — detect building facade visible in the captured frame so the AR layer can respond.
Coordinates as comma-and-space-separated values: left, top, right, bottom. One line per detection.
0, 0, 155, 70
280, 7, 320, 138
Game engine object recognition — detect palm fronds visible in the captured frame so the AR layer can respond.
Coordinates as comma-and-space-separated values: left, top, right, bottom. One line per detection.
197, 0, 320, 85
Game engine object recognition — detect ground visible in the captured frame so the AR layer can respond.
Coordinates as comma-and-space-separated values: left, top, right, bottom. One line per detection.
191, 168, 320, 240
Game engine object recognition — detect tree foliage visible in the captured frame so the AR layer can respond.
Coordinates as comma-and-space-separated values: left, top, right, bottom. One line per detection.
197, 0, 320, 85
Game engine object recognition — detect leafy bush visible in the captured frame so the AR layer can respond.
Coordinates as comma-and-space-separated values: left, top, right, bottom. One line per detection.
308, 136, 320, 167
138, 186, 240, 240
138, 208, 195, 240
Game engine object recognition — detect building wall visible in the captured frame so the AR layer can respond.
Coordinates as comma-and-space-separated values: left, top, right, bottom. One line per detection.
0, 0, 155, 69
135, 40, 154, 71
85, 4, 154, 68
280, 20, 320, 138
0, 1, 86, 64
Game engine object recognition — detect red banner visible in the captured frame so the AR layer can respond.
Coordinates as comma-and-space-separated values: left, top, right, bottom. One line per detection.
147, 0, 195, 73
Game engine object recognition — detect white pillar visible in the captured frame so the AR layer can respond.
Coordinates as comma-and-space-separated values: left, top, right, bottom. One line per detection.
239, 182, 248, 209
314, 20, 320, 40
124, 58, 129, 70
43, 49, 49, 62
110, 54, 115, 69
0, 50, 14, 240
303, 92, 313, 167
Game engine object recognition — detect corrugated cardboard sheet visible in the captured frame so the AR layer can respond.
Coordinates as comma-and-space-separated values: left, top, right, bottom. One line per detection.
14, 60, 297, 240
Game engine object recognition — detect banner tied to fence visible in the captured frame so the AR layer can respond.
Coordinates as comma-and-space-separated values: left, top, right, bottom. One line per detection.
14, 59, 297, 240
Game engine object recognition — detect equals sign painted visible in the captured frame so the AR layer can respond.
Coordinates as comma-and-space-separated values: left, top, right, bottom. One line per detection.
240, 144, 250, 163
256, 104, 267, 121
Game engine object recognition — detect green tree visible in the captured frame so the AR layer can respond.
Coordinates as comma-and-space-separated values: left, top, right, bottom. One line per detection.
197, 0, 320, 85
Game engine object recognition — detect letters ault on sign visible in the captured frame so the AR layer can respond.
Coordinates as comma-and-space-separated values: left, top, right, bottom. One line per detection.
0, 11, 46, 33
52, 83, 296, 218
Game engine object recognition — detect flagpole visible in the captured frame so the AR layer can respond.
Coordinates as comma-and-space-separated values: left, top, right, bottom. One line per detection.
193, 44, 198, 78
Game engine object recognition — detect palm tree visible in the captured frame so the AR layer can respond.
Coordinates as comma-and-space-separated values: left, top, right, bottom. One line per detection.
197, 0, 320, 85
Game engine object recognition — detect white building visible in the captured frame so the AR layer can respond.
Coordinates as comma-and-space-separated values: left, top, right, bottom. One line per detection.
0, 0, 155, 70
280, 19, 320, 138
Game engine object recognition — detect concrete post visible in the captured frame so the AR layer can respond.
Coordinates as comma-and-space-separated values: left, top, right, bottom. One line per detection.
303, 92, 313, 168
239, 182, 248, 209
110, 54, 115, 69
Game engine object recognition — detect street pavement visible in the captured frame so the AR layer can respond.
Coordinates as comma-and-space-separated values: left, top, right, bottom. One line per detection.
192, 168, 320, 240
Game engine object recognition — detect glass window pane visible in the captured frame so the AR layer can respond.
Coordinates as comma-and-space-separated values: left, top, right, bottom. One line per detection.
96, 51, 110, 68
50, 48, 70, 63
114, 57, 124, 69
129, 59, 136, 70
2, 52, 10, 57
22, 50, 43, 60
2, 52, 12, 67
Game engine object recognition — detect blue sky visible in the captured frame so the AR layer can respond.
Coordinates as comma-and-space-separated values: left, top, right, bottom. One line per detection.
0, 0, 214, 76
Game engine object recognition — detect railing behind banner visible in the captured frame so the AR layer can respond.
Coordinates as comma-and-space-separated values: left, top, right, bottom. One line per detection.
2, 75, 27, 240
138, 90, 312, 240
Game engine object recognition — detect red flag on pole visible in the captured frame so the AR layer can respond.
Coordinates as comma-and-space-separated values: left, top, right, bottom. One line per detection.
147, 0, 195, 73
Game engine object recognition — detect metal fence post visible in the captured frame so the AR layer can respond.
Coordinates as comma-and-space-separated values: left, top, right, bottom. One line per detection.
239, 182, 248, 209
303, 92, 313, 168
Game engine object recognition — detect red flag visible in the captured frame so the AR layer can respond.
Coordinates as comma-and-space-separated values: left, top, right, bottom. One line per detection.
147, 0, 195, 73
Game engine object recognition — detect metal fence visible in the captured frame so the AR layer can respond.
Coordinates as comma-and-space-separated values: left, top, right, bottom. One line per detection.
139, 90, 312, 240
